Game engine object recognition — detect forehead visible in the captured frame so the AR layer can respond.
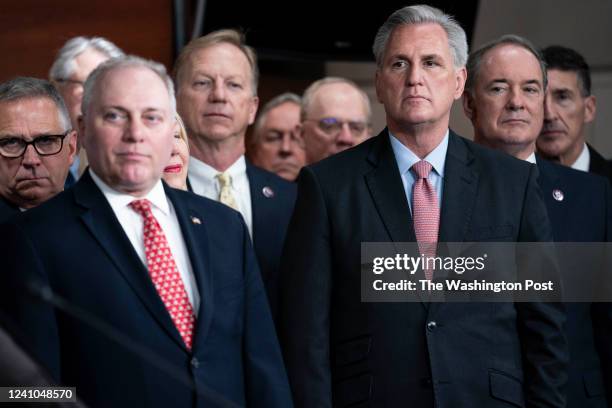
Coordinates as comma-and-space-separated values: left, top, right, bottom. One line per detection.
72, 48, 110, 79
94, 66, 171, 110
310, 83, 367, 117
384, 23, 452, 60
187, 43, 252, 80
264, 102, 300, 126
0, 97, 62, 132
479, 44, 543, 83
547, 69, 580, 90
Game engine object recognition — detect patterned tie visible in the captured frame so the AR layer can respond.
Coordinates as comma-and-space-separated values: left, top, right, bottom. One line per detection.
411, 160, 440, 280
215, 172, 239, 210
129, 199, 195, 349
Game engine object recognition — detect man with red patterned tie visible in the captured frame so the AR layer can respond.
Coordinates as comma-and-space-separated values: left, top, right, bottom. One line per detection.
0, 56, 291, 408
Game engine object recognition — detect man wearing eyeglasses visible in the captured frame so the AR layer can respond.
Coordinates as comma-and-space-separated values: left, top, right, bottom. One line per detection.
0, 77, 77, 221
300, 77, 372, 164
248, 92, 306, 181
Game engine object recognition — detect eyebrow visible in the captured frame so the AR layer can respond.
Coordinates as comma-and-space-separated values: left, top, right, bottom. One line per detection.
488, 79, 542, 87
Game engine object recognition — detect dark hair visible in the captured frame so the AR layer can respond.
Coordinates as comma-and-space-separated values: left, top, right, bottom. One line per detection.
541, 45, 591, 96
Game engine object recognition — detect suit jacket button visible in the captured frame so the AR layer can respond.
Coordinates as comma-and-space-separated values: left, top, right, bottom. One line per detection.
427, 321, 437, 331
191, 357, 200, 369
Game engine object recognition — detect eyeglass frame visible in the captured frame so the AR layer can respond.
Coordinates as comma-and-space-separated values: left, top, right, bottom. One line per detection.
0, 130, 72, 158
260, 128, 305, 149
303, 117, 370, 138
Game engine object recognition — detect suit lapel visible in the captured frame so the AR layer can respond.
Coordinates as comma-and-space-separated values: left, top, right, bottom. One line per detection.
74, 173, 188, 351
364, 131, 416, 243
164, 186, 214, 352
438, 133, 479, 243
246, 163, 272, 272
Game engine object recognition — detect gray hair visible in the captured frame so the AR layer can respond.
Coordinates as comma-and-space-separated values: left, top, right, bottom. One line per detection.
0, 77, 71, 132
49, 36, 124, 82
465, 34, 547, 95
253, 92, 301, 140
373, 4, 468, 68
82, 55, 176, 117
301, 77, 372, 122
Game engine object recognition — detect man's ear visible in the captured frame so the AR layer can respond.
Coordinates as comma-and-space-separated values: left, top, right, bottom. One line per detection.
462, 92, 475, 121
66, 130, 78, 165
374, 69, 383, 103
584, 95, 596, 124
454, 67, 467, 99
248, 96, 260, 125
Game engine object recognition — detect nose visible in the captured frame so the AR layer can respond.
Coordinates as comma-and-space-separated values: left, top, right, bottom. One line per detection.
209, 80, 226, 102
543, 94, 557, 122
406, 64, 423, 86
279, 132, 294, 155
124, 119, 145, 142
21, 144, 42, 167
336, 123, 356, 148
506, 87, 525, 111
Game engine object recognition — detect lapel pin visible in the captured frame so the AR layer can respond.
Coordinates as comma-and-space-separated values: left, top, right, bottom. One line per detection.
552, 189, 564, 202
190, 216, 202, 224
262, 186, 275, 198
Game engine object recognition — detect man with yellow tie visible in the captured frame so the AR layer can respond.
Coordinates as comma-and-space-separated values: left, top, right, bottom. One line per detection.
174, 29, 296, 319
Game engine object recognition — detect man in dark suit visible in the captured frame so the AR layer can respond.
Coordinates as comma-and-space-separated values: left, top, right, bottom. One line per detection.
537, 45, 612, 183
0, 77, 77, 222
280, 5, 568, 408
464, 34, 612, 406
174, 29, 295, 318
0, 56, 291, 407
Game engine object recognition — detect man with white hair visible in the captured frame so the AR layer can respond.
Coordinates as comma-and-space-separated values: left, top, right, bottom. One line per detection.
49, 36, 124, 184
300, 77, 372, 164
280, 4, 567, 407
0, 56, 291, 408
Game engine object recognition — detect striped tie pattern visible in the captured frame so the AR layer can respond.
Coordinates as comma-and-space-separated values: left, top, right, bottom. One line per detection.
411, 160, 440, 280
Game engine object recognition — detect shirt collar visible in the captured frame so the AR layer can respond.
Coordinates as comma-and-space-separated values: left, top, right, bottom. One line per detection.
89, 168, 170, 215
189, 155, 247, 179
571, 143, 590, 172
525, 152, 537, 164
388, 129, 449, 177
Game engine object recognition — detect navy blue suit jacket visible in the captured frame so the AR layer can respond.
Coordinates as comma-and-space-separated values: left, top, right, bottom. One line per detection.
246, 163, 296, 319
588, 144, 612, 185
0, 172, 292, 408
537, 157, 612, 407
280, 130, 568, 408
0, 196, 19, 223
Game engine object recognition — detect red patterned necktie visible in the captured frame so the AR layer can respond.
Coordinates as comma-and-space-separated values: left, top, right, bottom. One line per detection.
411, 160, 440, 280
129, 199, 195, 349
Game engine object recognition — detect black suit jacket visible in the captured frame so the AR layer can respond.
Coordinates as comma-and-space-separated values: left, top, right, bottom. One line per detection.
0, 195, 19, 223
280, 130, 568, 408
537, 157, 612, 406
0, 172, 292, 408
588, 144, 612, 184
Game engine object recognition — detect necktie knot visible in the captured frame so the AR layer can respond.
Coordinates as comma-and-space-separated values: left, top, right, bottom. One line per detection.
129, 199, 153, 217
411, 160, 433, 180
216, 172, 233, 188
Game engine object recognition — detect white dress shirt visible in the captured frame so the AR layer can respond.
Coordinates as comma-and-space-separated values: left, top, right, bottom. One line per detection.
570, 143, 590, 172
188, 155, 253, 237
89, 169, 200, 315
389, 130, 448, 214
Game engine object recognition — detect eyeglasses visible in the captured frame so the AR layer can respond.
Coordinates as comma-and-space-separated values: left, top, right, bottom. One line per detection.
305, 117, 369, 138
0, 131, 71, 158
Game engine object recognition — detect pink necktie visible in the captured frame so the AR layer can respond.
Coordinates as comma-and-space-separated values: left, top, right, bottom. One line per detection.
129, 199, 195, 349
411, 161, 440, 280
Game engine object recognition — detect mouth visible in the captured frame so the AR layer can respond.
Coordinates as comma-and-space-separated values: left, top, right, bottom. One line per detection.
540, 129, 565, 137
502, 119, 529, 125
204, 112, 231, 119
164, 164, 183, 173
404, 95, 429, 102
116, 152, 148, 160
